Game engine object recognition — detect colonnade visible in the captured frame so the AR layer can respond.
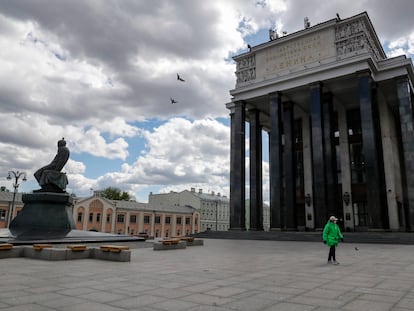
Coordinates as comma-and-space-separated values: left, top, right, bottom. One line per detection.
229, 72, 414, 231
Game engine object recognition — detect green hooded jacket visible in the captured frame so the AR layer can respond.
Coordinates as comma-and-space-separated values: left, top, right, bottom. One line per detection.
322, 221, 343, 247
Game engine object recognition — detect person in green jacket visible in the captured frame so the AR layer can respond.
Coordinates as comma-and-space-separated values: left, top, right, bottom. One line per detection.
323, 216, 344, 265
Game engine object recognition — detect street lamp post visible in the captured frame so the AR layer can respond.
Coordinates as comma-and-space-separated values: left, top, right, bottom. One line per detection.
6, 170, 27, 228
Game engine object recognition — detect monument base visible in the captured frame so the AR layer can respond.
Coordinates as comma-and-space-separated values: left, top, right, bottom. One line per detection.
10, 192, 75, 240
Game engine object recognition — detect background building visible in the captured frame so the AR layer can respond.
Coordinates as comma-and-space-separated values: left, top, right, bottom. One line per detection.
73, 191, 199, 238
149, 188, 230, 232
228, 12, 414, 232
0, 187, 23, 228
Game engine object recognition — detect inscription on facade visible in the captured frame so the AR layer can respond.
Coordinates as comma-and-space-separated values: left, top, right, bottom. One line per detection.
234, 15, 383, 88
255, 28, 336, 79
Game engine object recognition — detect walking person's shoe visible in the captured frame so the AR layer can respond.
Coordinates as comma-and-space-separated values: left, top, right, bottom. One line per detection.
332, 260, 340, 265
327, 260, 332, 264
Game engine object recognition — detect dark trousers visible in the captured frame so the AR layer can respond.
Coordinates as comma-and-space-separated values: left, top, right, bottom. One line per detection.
328, 246, 336, 261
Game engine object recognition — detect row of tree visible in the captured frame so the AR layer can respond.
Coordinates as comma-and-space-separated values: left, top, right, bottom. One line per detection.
101, 187, 131, 201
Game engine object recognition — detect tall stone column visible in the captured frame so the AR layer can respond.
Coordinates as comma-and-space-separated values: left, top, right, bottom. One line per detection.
230, 101, 246, 230
269, 93, 283, 229
322, 93, 338, 217
359, 71, 388, 229
283, 102, 296, 229
302, 114, 314, 229
337, 104, 353, 230
396, 77, 414, 231
310, 82, 327, 228
249, 108, 263, 230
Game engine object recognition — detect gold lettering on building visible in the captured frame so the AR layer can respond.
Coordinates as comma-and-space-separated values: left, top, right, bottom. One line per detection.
255, 28, 336, 79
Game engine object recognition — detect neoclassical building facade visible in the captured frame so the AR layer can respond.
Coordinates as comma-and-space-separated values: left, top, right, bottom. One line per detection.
228, 12, 414, 232
149, 188, 230, 232
73, 192, 200, 238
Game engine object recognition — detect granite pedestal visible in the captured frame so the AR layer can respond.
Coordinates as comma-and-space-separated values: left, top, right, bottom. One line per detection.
10, 192, 75, 240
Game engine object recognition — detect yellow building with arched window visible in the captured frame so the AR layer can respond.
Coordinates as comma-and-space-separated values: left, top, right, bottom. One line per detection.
73, 191, 200, 238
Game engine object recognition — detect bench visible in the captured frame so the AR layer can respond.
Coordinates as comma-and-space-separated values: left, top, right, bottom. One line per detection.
100, 245, 130, 253
178, 236, 194, 242
0, 243, 13, 250
33, 244, 53, 251
67, 245, 87, 251
162, 239, 180, 245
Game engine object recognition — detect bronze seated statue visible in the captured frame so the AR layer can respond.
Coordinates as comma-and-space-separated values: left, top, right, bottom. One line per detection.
34, 138, 70, 193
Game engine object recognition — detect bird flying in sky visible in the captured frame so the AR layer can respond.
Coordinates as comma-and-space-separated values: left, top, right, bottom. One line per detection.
177, 73, 185, 82
170, 97, 178, 104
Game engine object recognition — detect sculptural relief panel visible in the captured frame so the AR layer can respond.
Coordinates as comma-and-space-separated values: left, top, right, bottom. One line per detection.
335, 19, 383, 60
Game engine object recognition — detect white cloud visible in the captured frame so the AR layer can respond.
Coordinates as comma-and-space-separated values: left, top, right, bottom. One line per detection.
83, 117, 230, 198
1, 0, 413, 200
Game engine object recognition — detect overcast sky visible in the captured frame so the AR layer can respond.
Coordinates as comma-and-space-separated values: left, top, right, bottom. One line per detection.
1, 0, 413, 202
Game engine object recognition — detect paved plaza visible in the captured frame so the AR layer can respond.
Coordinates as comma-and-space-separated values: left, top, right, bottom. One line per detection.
1, 239, 414, 310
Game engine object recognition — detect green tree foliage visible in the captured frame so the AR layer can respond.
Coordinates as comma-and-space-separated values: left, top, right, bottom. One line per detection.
101, 187, 131, 201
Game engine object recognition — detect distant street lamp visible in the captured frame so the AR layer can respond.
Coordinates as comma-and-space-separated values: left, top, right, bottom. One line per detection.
6, 170, 27, 228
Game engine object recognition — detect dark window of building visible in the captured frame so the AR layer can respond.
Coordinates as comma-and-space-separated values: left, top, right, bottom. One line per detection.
185, 217, 190, 225
117, 214, 125, 223
176, 217, 182, 224
165, 230, 169, 237
155, 216, 161, 224
130, 215, 137, 223
77, 212, 83, 222
89, 213, 93, 222
165, 216, 171, 224
144, 215, 150, 224
0, 209, 6, 220
96, 213, 101, 223
106, 214, 111, 223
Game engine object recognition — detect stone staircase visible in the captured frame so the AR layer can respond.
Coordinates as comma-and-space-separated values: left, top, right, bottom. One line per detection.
193, 230, 414, 245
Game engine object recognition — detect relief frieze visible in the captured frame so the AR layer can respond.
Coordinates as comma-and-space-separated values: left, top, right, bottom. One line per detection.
335, 19, 383, 60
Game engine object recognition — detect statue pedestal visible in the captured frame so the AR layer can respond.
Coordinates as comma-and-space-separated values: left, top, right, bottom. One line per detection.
10, 192, 75, 240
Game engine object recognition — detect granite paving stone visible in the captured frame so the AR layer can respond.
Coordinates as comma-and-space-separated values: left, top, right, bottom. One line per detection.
342, 299, 394, 311
0, 304, 57, 311
262, 301, 315, 311
221, 295, 275, 311
151, 299, 198, 311
59, 301, 126, 311
395, 297, 414, 309
180, 293, 235, 306
107, 295, 168, 308
0, 239, 414, 311
77, 291, 128, 303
